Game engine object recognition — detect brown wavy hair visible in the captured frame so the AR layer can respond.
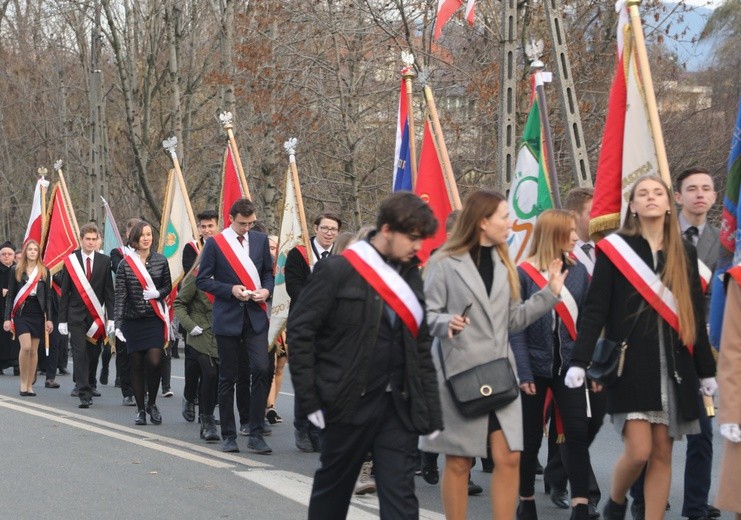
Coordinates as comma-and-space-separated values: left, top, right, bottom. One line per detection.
621, 175, 696, 345
15, 240, 48, 282
439, 190, 520, 301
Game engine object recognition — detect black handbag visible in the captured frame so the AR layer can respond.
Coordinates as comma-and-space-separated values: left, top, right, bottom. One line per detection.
586, 302, 645, 387
436, 340, 520, 417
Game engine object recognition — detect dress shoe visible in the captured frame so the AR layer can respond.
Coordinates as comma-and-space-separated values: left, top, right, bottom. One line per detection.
421, 461, 439, 485
58, 368, 70, 375
517, 499, 537, 520
265, 407, 282, 424
550, 485, 571, 509
603, 498, 628, 520
135, 410, 147, 425
92, 388, 101, 397
247, 435, 272, 454
147, 404, 162, 425
19, 391, 33, 397
468, 478, 483, 496
630, 499, 644, 520
123, 396, 136, 406
295, 430, 314, 452
79, 398, 92, 409
182, 398, 196, 422
45, 380, 60, 389
707, 505, 721, 519
222, 437, 239, 453
589, 503, 601, 519
70, 388, 80, 397
99, 369, 109, 386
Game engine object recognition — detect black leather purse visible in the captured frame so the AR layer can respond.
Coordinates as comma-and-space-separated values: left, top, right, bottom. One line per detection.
437, 340, 520, 417
586, 302, 645, 387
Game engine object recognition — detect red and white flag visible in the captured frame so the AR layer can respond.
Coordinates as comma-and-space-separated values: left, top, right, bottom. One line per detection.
24, 177, 49, 245
42, 182, 78, 275
589, 1, 659, 238
435, 0, 475, 39
219, 143, 250, 228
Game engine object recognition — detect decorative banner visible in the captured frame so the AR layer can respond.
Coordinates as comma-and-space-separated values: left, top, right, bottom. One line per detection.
393, 69, 413, 192
42, 183, 78, 275
24, 177, 49, 245
220, 143, 248, 228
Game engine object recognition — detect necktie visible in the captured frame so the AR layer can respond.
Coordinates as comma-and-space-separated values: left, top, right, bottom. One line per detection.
684, 226, 699, 245
321, 251, 329, 259
237, 235, 245, 247
581, 243, 594, 261
86, 257, 92, 280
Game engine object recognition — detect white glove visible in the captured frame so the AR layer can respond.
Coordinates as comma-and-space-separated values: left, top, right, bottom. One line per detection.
564, 366, 586, 388
115, 328, 126, 342
58, 323, 68, 335
700, 377, 718, 397
190, 325, 203, 336
720, 424, 741, 443
425, 430, 441, 441
308, 410, 325, 429
106, 320, 115, 336
142, 288, 159, 300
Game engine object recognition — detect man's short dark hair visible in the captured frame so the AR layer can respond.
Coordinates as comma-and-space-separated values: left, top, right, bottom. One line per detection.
564, 187, 594, 213
229, 198, 255, 218
675, 167, 712, 191
80, 222, 100, 238
126, 218, 141, 231
197, 209, 218, 223
251, 220, 268, 234
314, 212, 342, 230
376, 192, 438, 238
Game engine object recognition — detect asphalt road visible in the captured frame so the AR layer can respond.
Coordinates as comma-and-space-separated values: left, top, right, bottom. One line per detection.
0, 356, 732, 520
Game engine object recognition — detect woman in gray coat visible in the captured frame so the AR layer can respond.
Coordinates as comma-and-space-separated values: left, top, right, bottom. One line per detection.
421, 190, 566, 520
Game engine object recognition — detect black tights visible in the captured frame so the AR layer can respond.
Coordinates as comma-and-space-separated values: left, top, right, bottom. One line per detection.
130, 348, 162, 411
196, 352, 219, 416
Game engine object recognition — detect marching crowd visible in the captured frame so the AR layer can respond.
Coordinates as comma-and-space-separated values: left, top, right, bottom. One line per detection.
1, 169, 741, 520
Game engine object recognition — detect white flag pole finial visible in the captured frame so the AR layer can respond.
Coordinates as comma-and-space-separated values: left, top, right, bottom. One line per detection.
162, 136, 178, 160
284, 138, 298, 164
219, 111, 234, 130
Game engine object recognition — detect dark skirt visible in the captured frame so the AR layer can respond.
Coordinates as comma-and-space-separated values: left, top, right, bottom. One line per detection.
13, 298, 44, 339
123, 317, 166, 353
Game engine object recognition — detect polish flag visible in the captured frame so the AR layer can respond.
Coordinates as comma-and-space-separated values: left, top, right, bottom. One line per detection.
24, 177, 49, 245
434, 0, 462, 39
465, 0, 476, 25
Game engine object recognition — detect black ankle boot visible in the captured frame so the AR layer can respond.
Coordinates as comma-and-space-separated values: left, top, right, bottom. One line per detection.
517, 500, 538, 520
571, 503, 589, 520
201, 415, 219, 442
603, 498, 627, 520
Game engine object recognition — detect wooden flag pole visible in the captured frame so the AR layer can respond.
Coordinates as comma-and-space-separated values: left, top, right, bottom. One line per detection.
284, 138, 312, 260
54, 161, 80, 239
531, 61, 562, 209
38, 167, 48, 239
626, 0, 671, 188
220, 111, 252, 200
402, 65, 419, 189
423, 85, 462, 209
163, 136, 200, 243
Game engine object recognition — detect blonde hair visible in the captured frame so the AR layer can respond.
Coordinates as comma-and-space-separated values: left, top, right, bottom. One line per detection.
621, 174, 696, 345
526, 210, 576, 270
16, 240, 48, 282
440, 190, 520, 301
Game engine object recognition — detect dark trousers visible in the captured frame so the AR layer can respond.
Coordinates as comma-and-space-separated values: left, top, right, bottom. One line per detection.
545, 388, 605, 503
116, 339, 133, 398
183, 343, 202, 403
70, 324, 102, 400
195, 352, 219, 416
160, 345, 171, 391
309, 394, 419, 520
45, 329, 64, 380
520, 375, 592, 498
215, 317, 269, 440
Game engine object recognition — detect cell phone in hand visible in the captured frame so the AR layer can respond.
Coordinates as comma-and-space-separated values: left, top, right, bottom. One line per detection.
453, 303, 473, 336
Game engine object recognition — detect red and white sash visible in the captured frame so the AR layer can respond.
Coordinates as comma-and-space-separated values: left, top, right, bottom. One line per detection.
63, 253, 107, 341
11, 266, 41, 331
190, 268, 215, 304
571, 242, 595, 277
124, 254, 170, 342
697, 259, 711, 294
213, 233, 267, 313
187, 240, 200, 254
342, 241, 423, 337
597, 234, 691, 353
520, 261, 579, 340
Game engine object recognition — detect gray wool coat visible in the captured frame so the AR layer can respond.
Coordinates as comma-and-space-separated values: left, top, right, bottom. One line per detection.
419, 249, 558, 457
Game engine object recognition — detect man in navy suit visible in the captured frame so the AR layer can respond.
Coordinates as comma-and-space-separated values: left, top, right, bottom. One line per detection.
196, 198, 275, 454
58, 222, 115, 408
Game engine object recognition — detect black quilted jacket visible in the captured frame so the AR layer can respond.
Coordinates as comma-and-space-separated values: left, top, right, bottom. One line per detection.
114, 252, 171, 328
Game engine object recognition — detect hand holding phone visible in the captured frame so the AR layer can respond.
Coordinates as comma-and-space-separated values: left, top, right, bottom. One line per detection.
452, 303, 472, 336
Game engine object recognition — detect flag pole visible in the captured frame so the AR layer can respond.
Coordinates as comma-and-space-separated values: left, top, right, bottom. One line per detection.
530, 57, 562, 209
423, 85, 462, 209
163, 136, 200, 242
401, 57, 418, 188
219, 111, 252, 200
54, 161, 80, 238
101, 197, 125, 249
284, 138, 312, 259
626, 0, 671, 188
38, 167, 48, 239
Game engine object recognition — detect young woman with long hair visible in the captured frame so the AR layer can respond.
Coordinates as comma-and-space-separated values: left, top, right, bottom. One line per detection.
421, 190, 567, 520
510, 210, 593, 520
565, 175, 717, 520
2, 240, 53, 396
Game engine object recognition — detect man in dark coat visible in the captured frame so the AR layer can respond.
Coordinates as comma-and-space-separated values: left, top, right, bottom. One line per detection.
288, 192, 443, 519
0, 241, 19, 374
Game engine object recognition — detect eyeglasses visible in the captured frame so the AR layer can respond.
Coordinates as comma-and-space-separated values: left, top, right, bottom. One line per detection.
235, 219, 258, 229
318, 226, 339, 234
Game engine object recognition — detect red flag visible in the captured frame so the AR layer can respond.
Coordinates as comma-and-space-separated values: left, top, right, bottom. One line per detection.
415, 119, 452, 264
465, 0, 476, 25
42, 183, 78, 274
219, 143, 247, 228
434, 0, 462, 39
24, 177, 49, 245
